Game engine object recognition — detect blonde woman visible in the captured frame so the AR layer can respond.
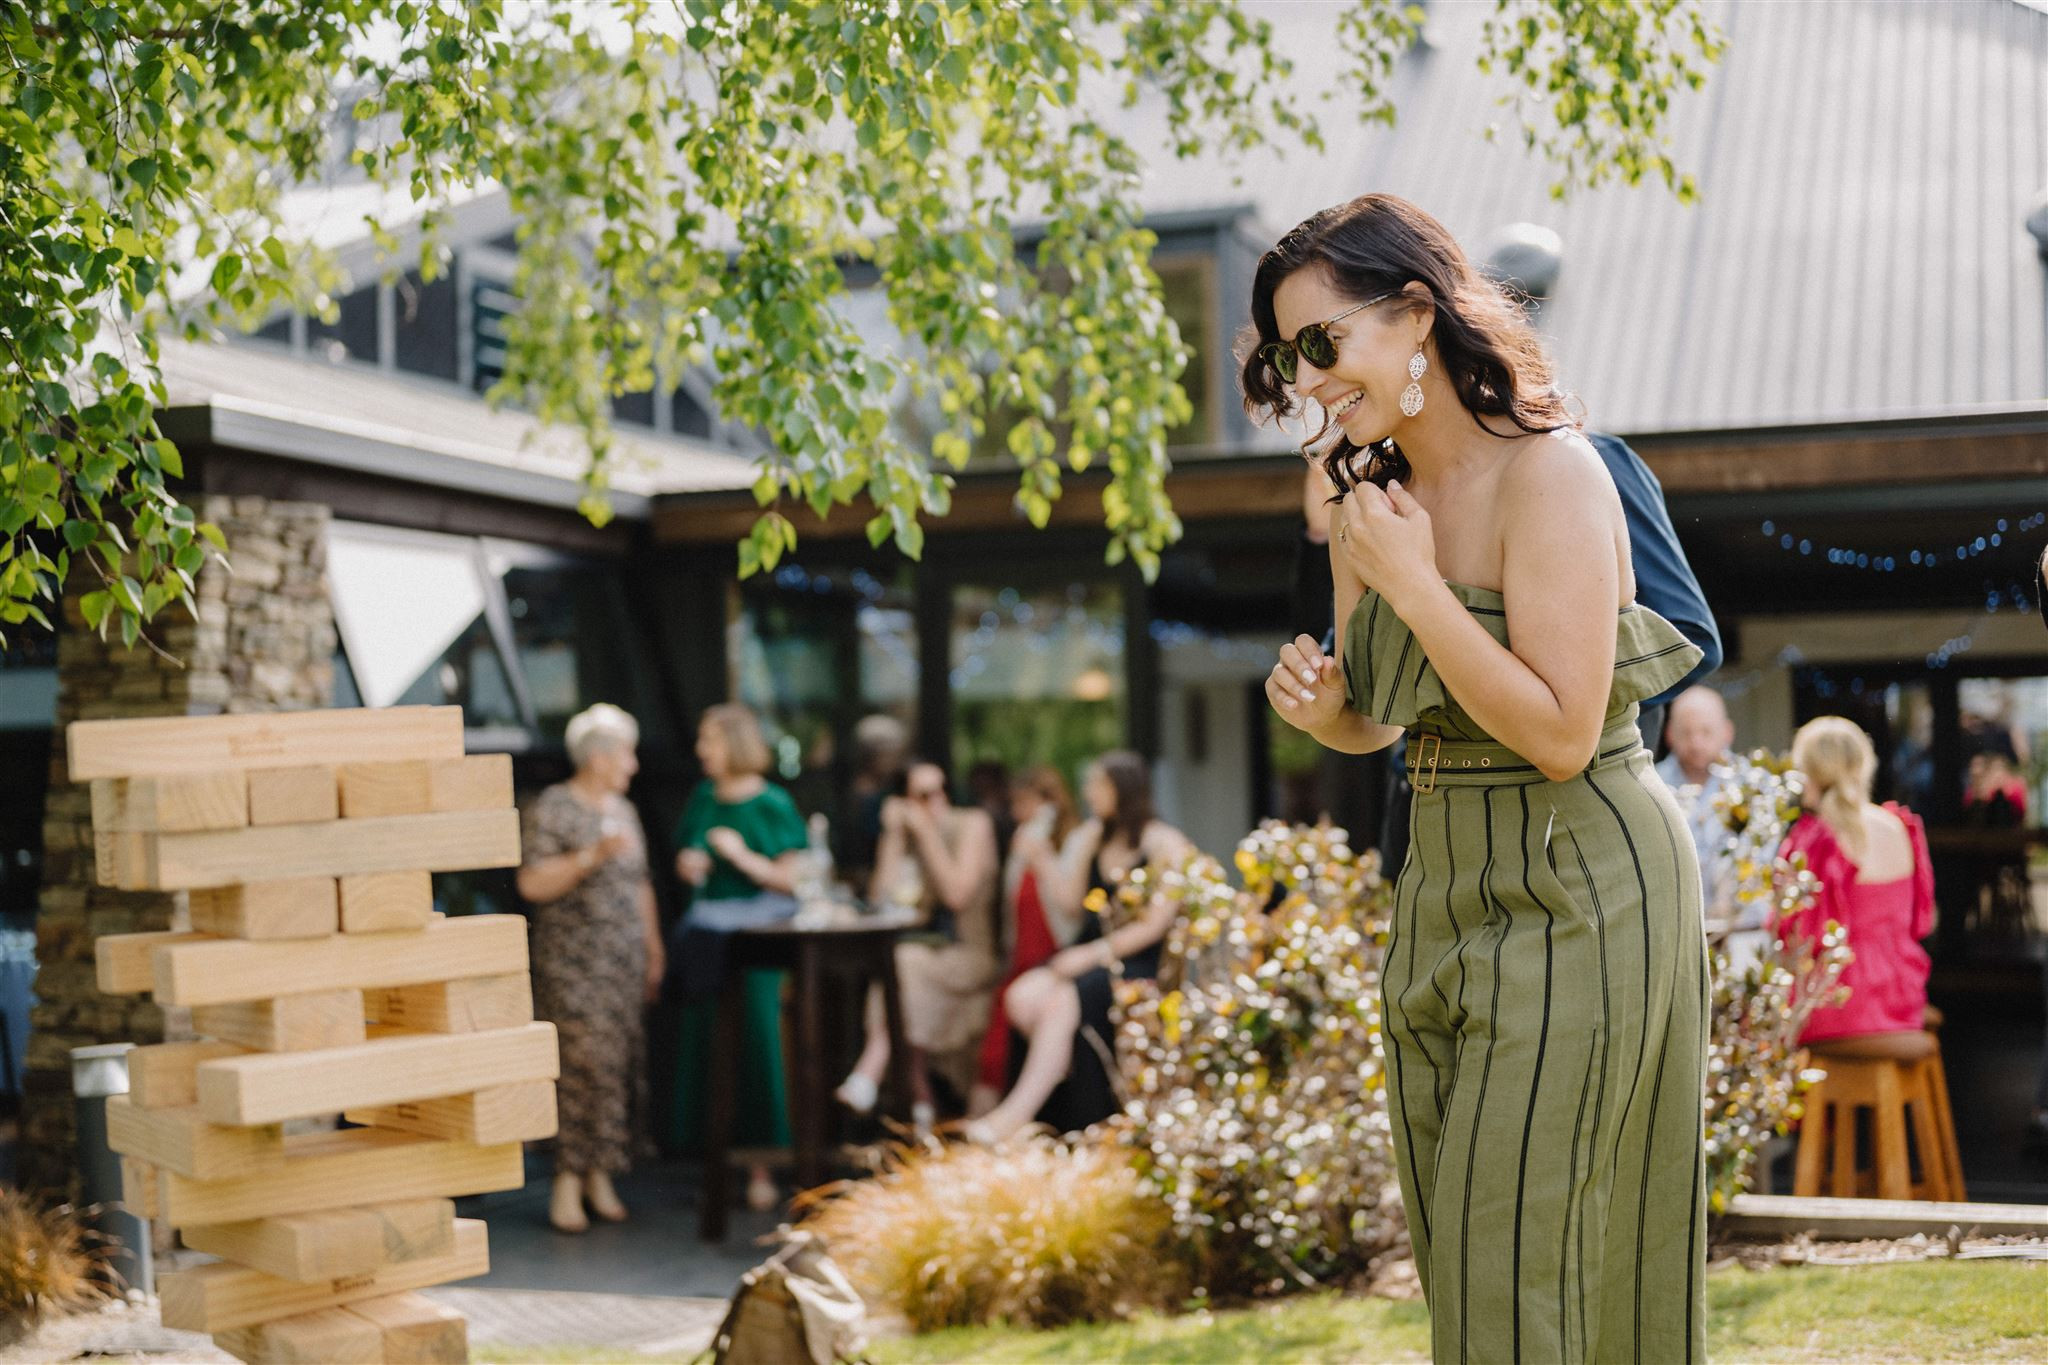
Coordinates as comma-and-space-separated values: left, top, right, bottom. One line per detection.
670, 703, 809, 1211
1783, 716, 1936, 1055
517, 704, 663, 1234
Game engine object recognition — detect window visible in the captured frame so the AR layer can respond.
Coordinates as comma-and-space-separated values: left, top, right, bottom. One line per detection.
950, 580, 1123, 785
326, 523, 652, 747
394, 269, 459, 382
325, 523, 520, 727
730, 563, 917, 818
1155, 255, 1218, 450
499, 555, 660, 744
1956, 677, 2048, 831
307, 283, 378, 365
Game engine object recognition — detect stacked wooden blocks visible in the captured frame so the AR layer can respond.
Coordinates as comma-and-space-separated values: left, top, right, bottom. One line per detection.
76, 706, 557, 1364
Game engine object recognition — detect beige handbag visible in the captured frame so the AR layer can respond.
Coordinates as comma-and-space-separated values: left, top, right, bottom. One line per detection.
704, 1231, 870, 1365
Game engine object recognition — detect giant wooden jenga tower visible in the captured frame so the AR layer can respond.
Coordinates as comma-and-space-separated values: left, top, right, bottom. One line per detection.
74, 705, 558, 1364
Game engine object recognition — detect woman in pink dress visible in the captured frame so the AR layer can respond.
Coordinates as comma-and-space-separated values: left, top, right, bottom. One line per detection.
1781, 716, 1937, 1056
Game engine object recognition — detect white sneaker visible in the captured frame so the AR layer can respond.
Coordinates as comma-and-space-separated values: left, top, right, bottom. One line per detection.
834, 1073, 879, 1116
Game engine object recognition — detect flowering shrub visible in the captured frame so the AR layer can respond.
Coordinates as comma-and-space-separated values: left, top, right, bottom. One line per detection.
1113, 821, 1403, 1296
1694, 750, 1852, 1212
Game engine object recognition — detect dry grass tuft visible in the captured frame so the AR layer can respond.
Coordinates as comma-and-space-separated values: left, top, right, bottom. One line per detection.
0, 1187, 112, 1341
799, 1134, 1184, 1332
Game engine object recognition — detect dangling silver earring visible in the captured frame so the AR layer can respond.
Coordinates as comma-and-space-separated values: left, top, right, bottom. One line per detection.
1400, 349, 1427, 417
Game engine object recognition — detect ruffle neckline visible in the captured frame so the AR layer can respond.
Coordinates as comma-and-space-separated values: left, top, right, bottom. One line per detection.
1342, 581, 1702, 739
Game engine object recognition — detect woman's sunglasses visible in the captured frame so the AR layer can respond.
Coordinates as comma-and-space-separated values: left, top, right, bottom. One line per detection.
1259, 289, 1401, 384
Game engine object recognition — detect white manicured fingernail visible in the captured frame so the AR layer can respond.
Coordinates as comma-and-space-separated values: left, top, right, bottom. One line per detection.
1300, 690, 1315, 701
1300, 669, 1316, 683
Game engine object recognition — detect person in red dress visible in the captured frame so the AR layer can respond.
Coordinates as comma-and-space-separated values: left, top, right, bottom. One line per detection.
968, 766, 1080, 1116
1781, 716, 1937, 1056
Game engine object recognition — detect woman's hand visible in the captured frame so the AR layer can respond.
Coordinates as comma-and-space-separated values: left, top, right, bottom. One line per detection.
900, 796, 938, 842
1267, 633, 1346, 733
676, 848, 712, 885
705, 826, 749, 862
1334, 478, 1438, 611
880, 796, 908, 836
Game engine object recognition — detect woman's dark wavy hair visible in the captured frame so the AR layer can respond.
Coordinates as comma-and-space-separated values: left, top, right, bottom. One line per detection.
1091, 749, 1156, 849
1238, 194, 1577, 499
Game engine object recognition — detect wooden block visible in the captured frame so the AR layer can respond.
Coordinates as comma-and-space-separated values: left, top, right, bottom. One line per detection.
66, 706, 465, 780
96, 930, 215, 995
348, 1080, 558, 1145
100, 808, 520, 891
428, 754, 512, 813
193, 990, 367, 1053
189, 879, 340, 940
128, 1040, 250, 1109
339, 870, 434, 933
216, 1306, 384, 1364
183, 1199, 454, 1284
90, 772, 248, 833
105, 1095, 284, 1180
364, 973, 532, 1033
338, 761, 432, 818
153, 914, 527, 1007
343, 1292, 469, 1363
158, 1129, 523, 1227
246, 766, 340, 826
121, 1156, 160, 1218
160, 1217, 487, 1333
198, 1022, 558, 1126
337, 757, 513, 820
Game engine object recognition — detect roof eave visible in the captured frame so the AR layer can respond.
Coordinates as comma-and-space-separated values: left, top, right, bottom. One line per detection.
158, 399, 654, 520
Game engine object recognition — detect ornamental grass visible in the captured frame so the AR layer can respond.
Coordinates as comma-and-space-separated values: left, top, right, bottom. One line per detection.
0, 1188, 111, 1344
800, 1134, 1183, 1332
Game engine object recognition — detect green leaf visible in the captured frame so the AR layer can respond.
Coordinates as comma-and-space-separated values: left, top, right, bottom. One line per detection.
127, 157, 158, 187
19, 82, 51, 119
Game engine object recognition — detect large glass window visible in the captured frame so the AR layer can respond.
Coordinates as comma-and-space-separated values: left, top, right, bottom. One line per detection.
950, 580, 1123, 785
731, 562, 917, 818
325, 523, 522, 729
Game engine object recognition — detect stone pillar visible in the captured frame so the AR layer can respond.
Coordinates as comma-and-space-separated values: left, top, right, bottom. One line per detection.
18, 496, 334, 1197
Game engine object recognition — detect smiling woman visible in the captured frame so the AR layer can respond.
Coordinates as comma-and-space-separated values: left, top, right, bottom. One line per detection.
1242, 194, 1709, 1365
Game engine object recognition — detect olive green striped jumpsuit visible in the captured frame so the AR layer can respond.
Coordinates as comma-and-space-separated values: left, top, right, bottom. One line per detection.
1345, 582, 1709, 1365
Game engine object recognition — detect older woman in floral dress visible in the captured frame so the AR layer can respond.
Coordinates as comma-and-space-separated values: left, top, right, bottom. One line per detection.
517, 704, 665, 1234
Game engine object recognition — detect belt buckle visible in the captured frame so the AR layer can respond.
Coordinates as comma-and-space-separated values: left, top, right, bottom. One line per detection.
1411, 734, 1441, 794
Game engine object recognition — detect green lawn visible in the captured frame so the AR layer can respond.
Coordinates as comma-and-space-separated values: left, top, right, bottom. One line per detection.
872, 1262, 2048, 1364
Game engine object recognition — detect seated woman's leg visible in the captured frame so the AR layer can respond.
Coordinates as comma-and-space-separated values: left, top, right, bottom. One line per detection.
975, 967, 1081, 1140
841, 943, 944, 1113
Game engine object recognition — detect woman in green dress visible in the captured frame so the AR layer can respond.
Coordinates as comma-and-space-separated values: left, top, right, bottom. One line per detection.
1248, 195, 1708, 1364
671, 702, 808, 1213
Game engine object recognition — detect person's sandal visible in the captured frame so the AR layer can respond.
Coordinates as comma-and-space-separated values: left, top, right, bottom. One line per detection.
834, 1073, 879, 1116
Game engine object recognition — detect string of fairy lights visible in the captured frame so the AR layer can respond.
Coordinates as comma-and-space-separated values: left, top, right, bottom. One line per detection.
1757, 512, 2046, 577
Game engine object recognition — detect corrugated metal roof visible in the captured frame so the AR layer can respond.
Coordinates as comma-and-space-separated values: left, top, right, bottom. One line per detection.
1129, 0, 2048, 434
157, 337, 759, 509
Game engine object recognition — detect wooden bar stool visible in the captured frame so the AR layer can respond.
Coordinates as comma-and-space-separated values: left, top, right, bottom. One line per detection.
1792, 1025, 1965, 1202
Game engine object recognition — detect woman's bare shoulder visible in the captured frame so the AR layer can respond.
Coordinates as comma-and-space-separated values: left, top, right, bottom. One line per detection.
1499, 429, 1616, 502
1144, 821, 1194, 861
